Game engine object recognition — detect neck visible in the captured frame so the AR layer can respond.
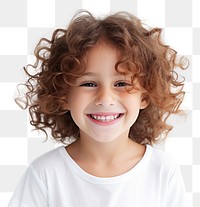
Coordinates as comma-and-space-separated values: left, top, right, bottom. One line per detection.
66, 134, 146, 177
69, 133, 136, 165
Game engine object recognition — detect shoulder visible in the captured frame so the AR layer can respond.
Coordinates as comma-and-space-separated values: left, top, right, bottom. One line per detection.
146, 144, 179, 175
30, 146, 66, 174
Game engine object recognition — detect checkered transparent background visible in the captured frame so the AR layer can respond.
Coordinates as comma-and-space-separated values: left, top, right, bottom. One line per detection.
0, 0, 199, 206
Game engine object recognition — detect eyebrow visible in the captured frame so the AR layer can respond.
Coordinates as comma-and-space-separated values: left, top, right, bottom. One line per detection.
81, 72, 97, 77
81, 72, 130, 78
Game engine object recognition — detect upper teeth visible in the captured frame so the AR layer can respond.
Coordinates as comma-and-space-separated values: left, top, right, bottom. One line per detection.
90, 114, 120, 122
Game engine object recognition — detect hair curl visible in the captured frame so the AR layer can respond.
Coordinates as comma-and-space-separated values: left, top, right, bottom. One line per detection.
16, 10, 188, 145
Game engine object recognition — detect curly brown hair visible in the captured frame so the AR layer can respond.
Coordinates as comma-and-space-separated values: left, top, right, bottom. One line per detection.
16, 10, 188, 145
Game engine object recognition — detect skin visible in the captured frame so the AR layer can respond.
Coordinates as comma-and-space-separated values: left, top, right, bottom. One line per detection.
66, 40, 148, 177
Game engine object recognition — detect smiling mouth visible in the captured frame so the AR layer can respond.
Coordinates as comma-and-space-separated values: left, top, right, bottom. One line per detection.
88, 113, 123, 123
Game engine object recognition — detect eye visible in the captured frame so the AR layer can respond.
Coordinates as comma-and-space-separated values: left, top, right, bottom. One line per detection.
79, 82, 97, 87
114, 81, 131, 87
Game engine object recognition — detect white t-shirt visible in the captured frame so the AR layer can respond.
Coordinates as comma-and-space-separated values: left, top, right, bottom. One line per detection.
8, 145, 186, 207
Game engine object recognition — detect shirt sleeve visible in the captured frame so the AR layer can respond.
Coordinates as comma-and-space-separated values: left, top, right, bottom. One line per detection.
8, 165, 48, 207
163, 164, 187, 207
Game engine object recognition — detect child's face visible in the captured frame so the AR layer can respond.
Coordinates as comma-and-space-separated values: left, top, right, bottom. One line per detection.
67, 41, 148, 143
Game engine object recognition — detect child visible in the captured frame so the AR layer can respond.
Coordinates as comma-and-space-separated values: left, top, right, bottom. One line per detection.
9, 10, 188, 207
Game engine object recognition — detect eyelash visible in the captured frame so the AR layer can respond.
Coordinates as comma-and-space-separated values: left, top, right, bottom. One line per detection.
79, 82, 97, 87
79, 81, 131, 87
114, 82, 131, 87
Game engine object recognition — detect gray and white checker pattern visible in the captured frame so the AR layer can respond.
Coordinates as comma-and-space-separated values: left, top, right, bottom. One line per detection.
0, 0, 199, 206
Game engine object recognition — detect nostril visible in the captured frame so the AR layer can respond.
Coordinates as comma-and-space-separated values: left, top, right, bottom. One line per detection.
95, 102, 115, 107
95, 94, 116, 107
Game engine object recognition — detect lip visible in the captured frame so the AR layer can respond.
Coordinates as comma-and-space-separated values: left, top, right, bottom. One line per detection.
86, 113, 124, 126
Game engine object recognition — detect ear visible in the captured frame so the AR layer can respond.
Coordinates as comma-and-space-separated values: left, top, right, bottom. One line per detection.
140, 96, 149, 110
63, 100, 70, 111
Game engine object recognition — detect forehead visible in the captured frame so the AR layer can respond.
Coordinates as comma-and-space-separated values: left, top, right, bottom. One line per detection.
85, 41, 117, 62
83, 41, 132, 76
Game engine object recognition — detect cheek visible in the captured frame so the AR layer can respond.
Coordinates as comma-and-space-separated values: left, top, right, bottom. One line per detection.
68, 91, 90, 113
122, 95, 142, 108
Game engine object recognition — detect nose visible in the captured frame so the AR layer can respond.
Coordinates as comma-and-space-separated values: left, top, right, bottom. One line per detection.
95, 86, 116, 107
